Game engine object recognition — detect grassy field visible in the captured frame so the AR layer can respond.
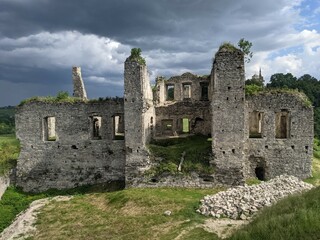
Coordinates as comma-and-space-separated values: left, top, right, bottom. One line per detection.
1, 136, 320, 239
0, 134, 19, 176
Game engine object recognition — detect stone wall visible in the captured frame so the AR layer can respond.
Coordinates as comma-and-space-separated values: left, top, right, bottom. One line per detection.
0, 175, 10, 199
211, 47, 246, 185
15, 100, 125, 192
154, 73, 210, 105
245, 92, 313, 180
124, 59, 155, 184
155, 101, 211, 136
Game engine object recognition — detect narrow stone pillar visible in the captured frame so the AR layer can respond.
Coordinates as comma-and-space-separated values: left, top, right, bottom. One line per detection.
72, 66, 87, 100
211, 45, 246, 185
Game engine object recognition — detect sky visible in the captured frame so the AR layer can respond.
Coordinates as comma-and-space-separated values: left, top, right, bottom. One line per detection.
0, 0, 319, 106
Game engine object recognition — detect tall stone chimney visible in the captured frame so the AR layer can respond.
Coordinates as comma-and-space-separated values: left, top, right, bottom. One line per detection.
72, 66, 87, 100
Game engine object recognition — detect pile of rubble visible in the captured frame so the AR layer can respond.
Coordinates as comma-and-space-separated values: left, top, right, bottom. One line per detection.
197, 175, 313, 220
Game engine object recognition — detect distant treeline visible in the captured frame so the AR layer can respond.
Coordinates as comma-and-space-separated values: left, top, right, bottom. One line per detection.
0, 106, 15, 134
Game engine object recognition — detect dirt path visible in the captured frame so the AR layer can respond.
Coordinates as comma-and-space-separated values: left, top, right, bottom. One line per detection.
202, 218, 249, 239
0, 196, 72, 240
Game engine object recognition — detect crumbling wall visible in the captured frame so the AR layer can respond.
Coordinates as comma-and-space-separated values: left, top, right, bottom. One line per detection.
15, 100, 125, 192
154, 73, 210, 105
211, 46, 246, 185
124, 59, 155, 185
155, 101, 211, 136
245, 92, 313, 180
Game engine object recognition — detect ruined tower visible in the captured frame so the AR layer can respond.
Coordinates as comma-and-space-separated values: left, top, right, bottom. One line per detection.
211, 45, 246, 185
72, 66, 87, 100
124, 54, 155, 185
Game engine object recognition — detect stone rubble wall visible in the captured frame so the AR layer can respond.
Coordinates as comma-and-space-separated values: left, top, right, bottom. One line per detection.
155, 101, 211, 137
211, 47, 246, 186
0, 175, 10, 200
15, 101, 125, 192
197, 175, 313, 220
245, 93, 313, 180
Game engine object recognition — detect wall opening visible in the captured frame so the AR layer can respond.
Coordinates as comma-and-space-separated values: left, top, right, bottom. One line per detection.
113, 114, 124, 140
182, 118, 190, 133
90, 116, 102, 140
200, 82, 209, 100
162, 119, 173, 135
249, 111, 263, 138
182, 83, 191, 99
44, 116, 56, 141
276, 110, 290, 139
166, 84, 175, 101
255, 166, 265, 180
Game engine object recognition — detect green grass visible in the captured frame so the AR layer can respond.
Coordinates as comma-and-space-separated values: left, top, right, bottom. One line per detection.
29, 188, 220, 240
147, 135, 214, 176
0, 134, 20, 176
0, 187, 47, 233
305, 138, 320, 186
229, 187, 320, 240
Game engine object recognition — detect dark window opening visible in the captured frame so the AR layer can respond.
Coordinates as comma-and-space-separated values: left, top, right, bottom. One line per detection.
44, 116, 56, 141
249, 111, 263, 138
91, 116, 102, 140
182, 83, 191, 99
113, 115, 124, 140
255, 167, 265, 180
166, 85, 174, 101
162, 119, 173, 135
200, 82, 209, 100
276, 110, 290, 139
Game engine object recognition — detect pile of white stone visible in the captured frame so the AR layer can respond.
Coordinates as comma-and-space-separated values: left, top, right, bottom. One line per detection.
197, 175, 313, 220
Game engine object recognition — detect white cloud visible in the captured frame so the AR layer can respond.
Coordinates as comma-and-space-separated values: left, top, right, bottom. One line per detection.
0, 30, 130, 76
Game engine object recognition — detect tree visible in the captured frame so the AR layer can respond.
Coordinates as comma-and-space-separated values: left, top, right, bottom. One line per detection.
238, 38, 253, 63
266, 73, 297, 89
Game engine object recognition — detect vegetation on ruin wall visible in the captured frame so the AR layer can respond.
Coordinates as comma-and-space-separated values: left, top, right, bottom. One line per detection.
245, 86, 312, 107
147, 135, 214, 176
0, 134, 19, 176
19, 91, 123, 106
19, 91, 84, 106
128, 48, 146, 65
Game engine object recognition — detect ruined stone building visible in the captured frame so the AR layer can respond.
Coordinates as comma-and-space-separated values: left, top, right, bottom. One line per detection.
15, 45, 314, 192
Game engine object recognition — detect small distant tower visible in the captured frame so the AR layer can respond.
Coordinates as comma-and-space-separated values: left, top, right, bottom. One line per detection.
72, 66, 87, 100
124, 49, 155, 185
211, 44, 246, 185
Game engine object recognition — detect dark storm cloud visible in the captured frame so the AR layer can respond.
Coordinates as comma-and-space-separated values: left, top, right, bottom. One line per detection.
1, 0, 319, 106
0, 0, 292, 48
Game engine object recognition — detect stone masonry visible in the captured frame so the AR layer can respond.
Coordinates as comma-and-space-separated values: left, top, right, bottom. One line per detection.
14, 45, 314, 192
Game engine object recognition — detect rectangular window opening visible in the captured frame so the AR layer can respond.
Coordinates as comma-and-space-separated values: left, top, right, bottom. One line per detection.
182, 83, 191, 99
166, 85, 175, 101
200, 82, 209, 100
249, 111, 263, 138
44, 116, 56, 141
162, 119, 173, 135
276, 110, 290, 139
90, 116, 102, 140
182, 118, 190, 133
113, 114, 124, 140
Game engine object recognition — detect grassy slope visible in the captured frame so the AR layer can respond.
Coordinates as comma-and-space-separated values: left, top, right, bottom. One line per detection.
32, 188, 220, 240
0, 134, 19, 176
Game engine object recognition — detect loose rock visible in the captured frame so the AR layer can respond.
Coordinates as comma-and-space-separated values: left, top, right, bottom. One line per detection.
197, 175, 313, 219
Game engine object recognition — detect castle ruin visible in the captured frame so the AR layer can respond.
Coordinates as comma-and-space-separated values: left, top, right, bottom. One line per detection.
15, 45, 314, 192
